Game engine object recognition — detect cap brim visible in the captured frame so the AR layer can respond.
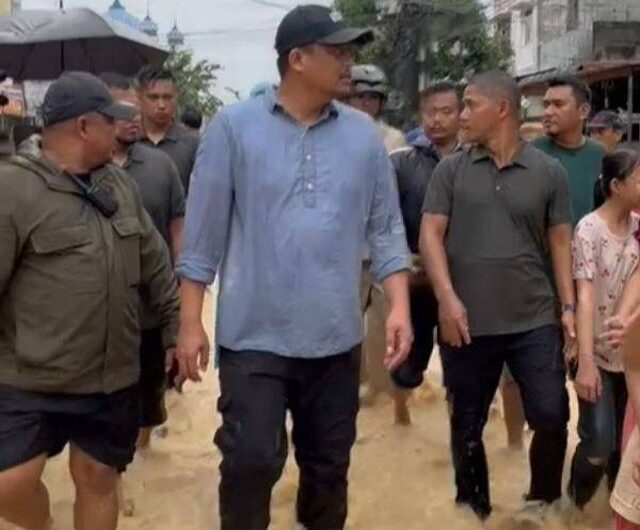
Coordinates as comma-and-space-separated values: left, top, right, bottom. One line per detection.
317, 27, 374, 47
100, 102, 138, 121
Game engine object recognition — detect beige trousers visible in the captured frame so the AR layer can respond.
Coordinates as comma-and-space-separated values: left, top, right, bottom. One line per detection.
360, 267, 394, 394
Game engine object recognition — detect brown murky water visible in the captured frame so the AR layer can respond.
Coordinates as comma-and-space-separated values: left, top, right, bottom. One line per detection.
0, 294, 613, 530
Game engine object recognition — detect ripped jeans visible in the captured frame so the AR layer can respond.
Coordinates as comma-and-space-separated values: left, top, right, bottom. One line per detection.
569, 369, 627, 508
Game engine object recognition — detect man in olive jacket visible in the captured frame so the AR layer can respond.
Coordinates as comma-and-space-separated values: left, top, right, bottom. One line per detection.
0, 72, 179, 530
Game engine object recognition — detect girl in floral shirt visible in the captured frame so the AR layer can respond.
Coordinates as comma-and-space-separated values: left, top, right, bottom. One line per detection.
569, 149, 640, 511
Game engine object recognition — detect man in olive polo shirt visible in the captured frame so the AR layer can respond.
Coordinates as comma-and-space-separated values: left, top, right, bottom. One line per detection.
421, 71, 575, 522
0, 72, 179, 530
101, 72, 186, 449
136, 66, 199, 195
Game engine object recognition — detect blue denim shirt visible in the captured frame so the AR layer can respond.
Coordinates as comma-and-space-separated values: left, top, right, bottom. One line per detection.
176, 88, 409, 358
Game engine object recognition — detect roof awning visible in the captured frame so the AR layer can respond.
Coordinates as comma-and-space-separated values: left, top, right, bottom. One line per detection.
518, 60, 640, 91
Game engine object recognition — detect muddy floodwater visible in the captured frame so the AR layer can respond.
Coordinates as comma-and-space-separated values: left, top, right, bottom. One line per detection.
1, 295, 614, 530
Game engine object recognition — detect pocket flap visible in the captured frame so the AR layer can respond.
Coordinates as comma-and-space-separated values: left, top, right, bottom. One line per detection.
112, 217, 142, 238
31, 225, 91, 254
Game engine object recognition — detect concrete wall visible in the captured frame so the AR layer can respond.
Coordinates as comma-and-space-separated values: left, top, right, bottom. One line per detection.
493, 0, 640, 76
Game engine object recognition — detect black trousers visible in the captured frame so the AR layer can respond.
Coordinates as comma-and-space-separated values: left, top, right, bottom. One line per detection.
443, 325, 569, 515
391, 283, 438, 389
215, 346, 361, 530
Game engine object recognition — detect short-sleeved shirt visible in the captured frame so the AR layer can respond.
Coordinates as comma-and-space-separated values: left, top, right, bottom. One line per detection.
533, 136, 605, 226
123, 143, 185, 245
141, 122, 199, 195
123, 143, 185, 330
423, 142, 572, 337
572, 211, 640, 372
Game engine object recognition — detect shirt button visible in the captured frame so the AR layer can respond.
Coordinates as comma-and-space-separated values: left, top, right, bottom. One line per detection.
496, 185, 501, 191
306, 155, 312, 161
307, 183, 314, 190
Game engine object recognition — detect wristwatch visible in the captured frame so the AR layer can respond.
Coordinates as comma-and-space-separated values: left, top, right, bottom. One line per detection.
561, 303, 576, 314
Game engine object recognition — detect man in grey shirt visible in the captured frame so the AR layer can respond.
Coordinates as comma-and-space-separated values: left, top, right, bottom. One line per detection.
421, 72, 576, 522
101, 72, 185, 449
137, 66, 199, 195
175, 5, 412, 530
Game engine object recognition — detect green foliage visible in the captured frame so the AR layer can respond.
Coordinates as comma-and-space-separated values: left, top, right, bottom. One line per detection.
164, 50, 223, 116
333, 0, 512, 83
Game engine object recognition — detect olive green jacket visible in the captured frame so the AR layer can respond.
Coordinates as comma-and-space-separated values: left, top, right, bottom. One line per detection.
0, 141, 179, 394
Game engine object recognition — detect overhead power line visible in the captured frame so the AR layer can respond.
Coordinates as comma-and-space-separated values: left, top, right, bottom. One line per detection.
242, 0, 290, 10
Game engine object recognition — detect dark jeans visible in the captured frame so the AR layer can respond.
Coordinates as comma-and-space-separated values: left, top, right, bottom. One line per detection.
443, 325, 569, 516
569, 369, 627, 508
391, 283, 438, 389
215, 346, 361, 530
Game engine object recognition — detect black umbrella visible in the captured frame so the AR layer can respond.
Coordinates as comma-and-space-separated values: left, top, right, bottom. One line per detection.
0, 8, 169, 81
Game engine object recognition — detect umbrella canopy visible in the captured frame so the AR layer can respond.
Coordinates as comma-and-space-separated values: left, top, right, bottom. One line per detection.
0, 8, 169, 80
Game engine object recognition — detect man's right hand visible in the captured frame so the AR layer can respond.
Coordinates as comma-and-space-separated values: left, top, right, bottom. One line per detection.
574, 357, 602, 403
176, 319, 210, 383
438, 292, 471, 348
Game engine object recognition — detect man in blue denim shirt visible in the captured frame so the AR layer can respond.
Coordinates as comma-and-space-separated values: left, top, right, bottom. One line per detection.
175, 5, 412, 530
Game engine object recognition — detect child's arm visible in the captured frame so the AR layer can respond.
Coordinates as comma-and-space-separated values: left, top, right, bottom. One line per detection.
574, 278, 601, 403
572, 220, 602, 403
601, 266, 640, 350
625, 321, 640, 423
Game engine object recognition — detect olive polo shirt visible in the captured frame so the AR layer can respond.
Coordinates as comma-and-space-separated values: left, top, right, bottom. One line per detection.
123, 143, 185, 245
122, 142, 185, 331
141, 121, 199, 195
422, 142, 572, 337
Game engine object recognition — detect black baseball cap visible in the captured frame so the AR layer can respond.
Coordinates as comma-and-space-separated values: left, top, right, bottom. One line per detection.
275, 4, 373, 57
588, 110, 625, 131
41, 71, 137, 127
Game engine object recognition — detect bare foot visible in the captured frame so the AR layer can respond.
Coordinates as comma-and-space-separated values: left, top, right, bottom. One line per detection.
359, 385, 379, 407
154, 425, 169, 439
121, 498, 135, 518
394, 401, 411, 426
117, 475, 136, 517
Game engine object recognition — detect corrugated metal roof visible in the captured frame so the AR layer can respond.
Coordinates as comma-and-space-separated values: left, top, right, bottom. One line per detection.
518, 60, 640, 89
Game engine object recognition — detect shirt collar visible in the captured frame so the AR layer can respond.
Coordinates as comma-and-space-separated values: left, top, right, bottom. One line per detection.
163, 121, 181, 142
144, 121, 180, 145
117, 143, 141, 170
126, 143, 145, 165
470, 140, 532, 168
16, 138, 110, 194
264, 86, 339, 124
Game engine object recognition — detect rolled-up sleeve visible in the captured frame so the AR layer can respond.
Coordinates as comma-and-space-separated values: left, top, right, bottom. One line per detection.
176, 112, 234, 285
367, 145, 410, 281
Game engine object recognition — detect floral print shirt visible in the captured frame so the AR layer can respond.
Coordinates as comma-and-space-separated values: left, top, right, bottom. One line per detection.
573, 212, 640, 372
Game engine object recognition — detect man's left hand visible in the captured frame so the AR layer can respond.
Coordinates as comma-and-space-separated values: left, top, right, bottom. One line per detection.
384, 308, 413, 372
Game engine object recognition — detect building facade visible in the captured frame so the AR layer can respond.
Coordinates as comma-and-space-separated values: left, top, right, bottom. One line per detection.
492, 0, 640, 77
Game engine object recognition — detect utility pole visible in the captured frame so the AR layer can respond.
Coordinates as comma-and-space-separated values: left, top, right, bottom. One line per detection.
535, 0, 543, 71
395, 0, 423, 124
